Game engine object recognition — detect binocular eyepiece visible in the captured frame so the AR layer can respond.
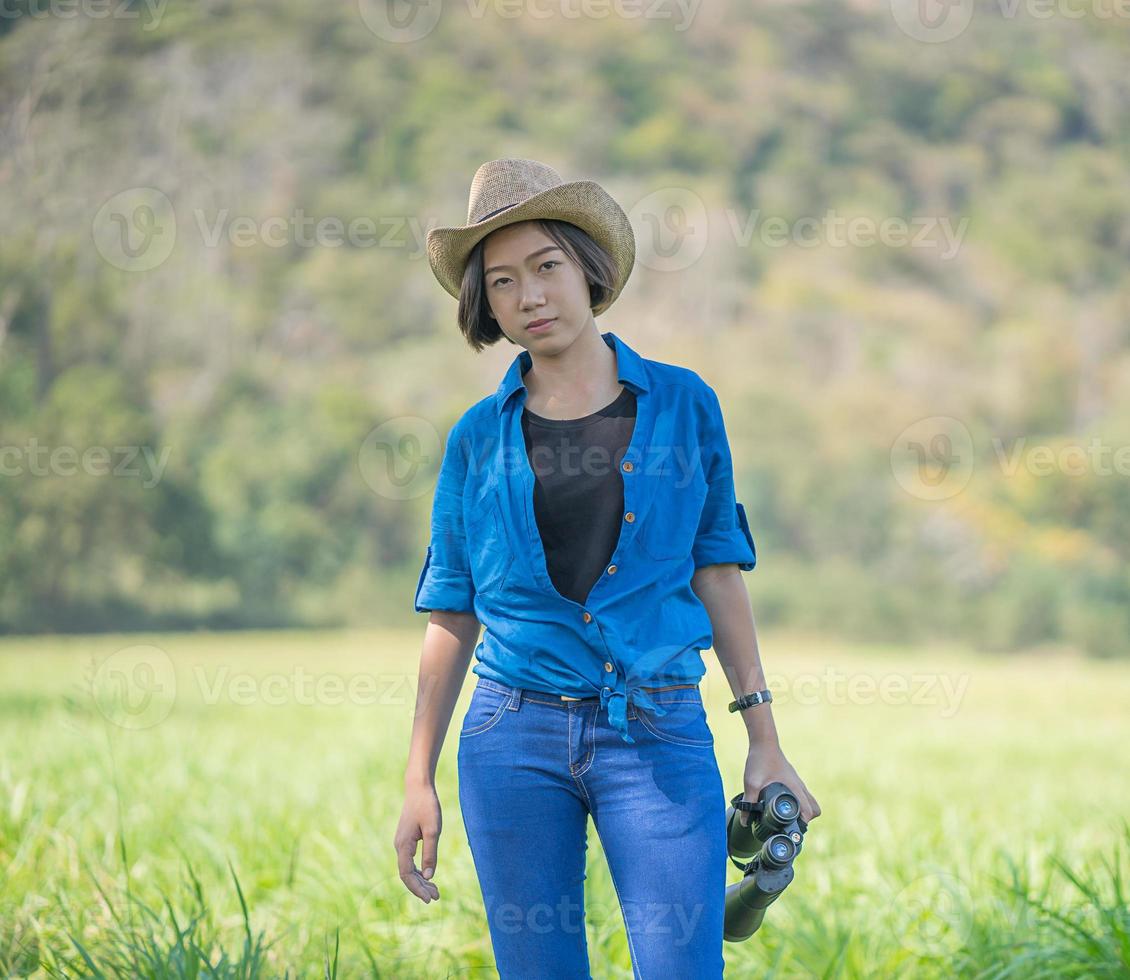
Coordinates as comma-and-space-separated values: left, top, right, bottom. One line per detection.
723, 781, 808, 942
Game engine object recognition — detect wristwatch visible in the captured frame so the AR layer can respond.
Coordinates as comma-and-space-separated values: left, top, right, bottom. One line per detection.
727, 689, 773, 713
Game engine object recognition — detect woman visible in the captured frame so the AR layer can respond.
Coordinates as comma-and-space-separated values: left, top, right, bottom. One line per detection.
394, 158, 820, 978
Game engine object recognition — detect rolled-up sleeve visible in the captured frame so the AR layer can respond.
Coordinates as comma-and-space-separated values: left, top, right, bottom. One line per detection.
414, 420, 477, 613
691, 385, 757, 572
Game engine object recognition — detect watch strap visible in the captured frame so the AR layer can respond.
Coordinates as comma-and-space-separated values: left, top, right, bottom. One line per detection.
728, 689, 773, 713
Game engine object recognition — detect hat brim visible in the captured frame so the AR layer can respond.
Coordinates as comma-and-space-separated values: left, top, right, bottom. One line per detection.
426, 179, 636, 318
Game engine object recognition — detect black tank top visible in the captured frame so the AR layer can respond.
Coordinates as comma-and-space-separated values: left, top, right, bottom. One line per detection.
521, 386, 637, 605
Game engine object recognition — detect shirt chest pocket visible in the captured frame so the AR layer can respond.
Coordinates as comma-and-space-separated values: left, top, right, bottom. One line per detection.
637, 472, 708, 562
464, 480, 515, 598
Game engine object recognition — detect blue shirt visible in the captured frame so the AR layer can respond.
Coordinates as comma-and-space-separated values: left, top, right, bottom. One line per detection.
414, 330, 757, 743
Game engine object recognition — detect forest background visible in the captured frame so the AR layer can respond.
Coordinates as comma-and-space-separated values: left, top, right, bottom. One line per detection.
2, 0, 1129, 660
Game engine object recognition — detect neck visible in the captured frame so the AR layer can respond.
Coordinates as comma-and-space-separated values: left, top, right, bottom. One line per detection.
524, 326, 620, 416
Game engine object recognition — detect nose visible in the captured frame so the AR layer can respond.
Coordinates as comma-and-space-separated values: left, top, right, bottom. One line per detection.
519, 278, 545, 311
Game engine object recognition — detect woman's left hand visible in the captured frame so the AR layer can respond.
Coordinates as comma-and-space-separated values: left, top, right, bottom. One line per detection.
739, 746, 821, 827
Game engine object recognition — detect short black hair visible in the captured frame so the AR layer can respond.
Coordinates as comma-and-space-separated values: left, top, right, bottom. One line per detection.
457, 219, 619, 353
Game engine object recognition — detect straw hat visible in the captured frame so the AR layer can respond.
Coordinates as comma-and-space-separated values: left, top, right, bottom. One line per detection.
426, 158, 636, 317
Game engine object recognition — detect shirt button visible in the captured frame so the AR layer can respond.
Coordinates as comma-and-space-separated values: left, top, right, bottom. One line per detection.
624, 511, 635, 522
603, 661, 613, 673
582, 612, 592, 623
607, 564, 617, 575
622, 461, 633, 472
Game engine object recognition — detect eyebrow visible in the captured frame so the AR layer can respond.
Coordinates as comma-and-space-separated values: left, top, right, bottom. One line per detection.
484, 245, 562, 276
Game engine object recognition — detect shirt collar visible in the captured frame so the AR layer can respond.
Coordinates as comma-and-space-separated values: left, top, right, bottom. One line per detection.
494, 330, 650, 416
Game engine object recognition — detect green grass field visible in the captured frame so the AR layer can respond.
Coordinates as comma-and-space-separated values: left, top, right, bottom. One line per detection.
1, 629, 1127, 978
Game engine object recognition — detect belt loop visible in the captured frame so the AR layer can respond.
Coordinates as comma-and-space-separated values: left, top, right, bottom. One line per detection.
509, 688, 523, 711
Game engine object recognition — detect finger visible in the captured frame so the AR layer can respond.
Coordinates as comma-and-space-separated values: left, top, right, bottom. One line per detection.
395, 832, 418, 883
741, 782, 768, 818
400, 862, 439, 902
395, 836, 436, 903
420, 825, 439, 883
411, 868, 441, 901
739, 791, 756, 827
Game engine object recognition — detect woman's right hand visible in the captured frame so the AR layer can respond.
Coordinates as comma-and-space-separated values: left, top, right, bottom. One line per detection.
394, 780, 442, 903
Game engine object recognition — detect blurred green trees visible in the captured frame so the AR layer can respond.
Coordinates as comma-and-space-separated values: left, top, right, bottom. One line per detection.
2, 0, 1129, 656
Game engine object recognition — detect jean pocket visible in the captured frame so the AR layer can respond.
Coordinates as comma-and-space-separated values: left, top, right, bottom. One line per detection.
459, 685, 512, 738
635, 695, 714, 747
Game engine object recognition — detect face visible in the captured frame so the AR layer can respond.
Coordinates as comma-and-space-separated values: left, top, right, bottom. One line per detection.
481, 221, 594, 353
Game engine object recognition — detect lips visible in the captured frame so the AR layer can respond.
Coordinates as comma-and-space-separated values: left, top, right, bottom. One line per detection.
527, 318, 556, 332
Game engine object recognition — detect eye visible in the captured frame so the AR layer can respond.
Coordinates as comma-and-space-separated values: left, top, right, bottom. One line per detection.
489, 261, 559, 288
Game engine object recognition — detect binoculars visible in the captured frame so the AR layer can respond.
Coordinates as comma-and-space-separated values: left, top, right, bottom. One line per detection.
723, 781, 808, 942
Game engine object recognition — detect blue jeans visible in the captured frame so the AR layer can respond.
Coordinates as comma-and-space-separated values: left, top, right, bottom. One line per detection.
457, 677, 728, 979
